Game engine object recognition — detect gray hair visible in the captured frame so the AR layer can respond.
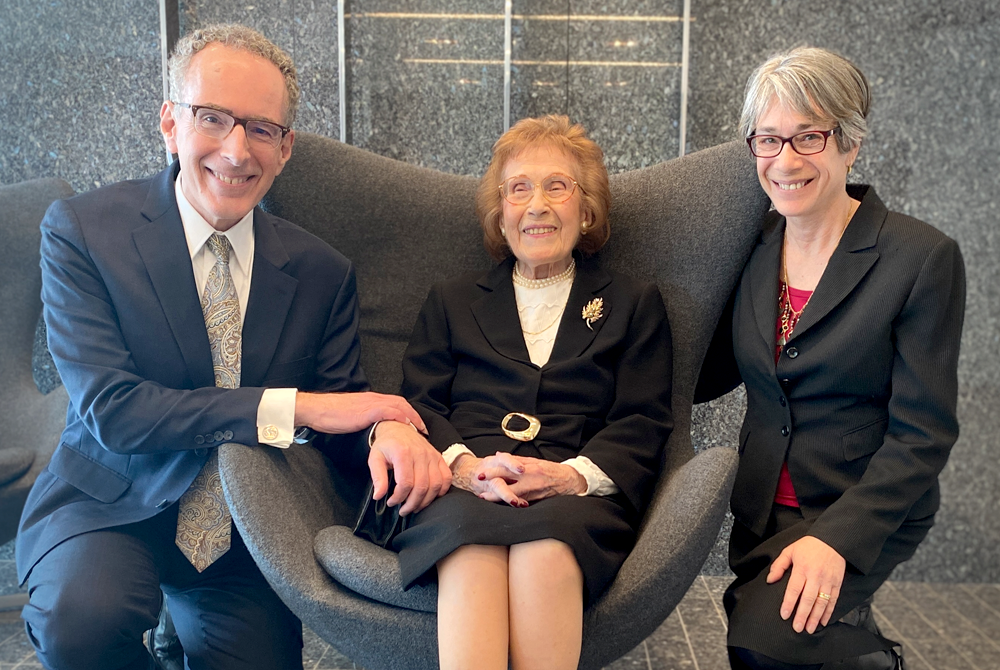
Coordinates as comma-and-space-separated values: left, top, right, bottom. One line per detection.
168, 24, 300, 125
739, 46, 870, 153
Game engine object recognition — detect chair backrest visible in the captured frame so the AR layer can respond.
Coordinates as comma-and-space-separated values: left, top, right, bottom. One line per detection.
0, 178, 74, 439
264, 133, 770, 473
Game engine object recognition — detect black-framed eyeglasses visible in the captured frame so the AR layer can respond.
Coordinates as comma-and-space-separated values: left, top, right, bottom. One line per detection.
173, 102, 290, 148
746, 128, 840, 158
499, 173, 581, 205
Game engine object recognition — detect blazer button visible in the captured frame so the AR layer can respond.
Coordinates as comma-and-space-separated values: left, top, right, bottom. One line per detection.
779, 396, 787, 407
224, 430, 234, 440
781, 425, 790, 437
204, 433, 215, 443
156, 499, 171, 510
194, 434, 205, 445
786, 346, 799, 359
214, 431, 225, 442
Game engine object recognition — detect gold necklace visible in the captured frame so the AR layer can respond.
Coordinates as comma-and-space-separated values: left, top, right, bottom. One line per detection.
520, 309, 565, 336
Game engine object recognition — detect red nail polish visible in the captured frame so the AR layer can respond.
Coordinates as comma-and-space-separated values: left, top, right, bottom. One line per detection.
477, 473, 486, 480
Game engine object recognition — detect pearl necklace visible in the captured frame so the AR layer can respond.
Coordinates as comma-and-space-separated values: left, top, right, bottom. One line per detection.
513, 258, 576, 288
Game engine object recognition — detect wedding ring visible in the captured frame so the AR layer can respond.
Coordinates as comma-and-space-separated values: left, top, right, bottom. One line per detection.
817, 592, 832, 601
501, 413, 541, 441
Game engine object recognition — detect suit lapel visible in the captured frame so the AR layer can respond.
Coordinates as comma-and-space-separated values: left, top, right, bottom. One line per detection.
471, 257, 533, 366
747, 217, 782, 351
547, 256, 613, 364
134, 164, 215, 388
241, 210, 298, 387
789, 187, 883, 340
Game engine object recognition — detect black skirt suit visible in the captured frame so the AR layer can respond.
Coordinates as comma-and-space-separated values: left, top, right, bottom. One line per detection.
702, 185, 966, 663
392, 254, 674, 600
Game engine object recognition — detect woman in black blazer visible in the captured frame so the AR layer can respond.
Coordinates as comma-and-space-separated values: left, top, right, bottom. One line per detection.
372, 115, 673, 670
699, 48, 966, 670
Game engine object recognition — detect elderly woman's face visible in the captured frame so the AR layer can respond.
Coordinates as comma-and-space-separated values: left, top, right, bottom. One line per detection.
753, 101, 859, 224
500, 145, 586, 277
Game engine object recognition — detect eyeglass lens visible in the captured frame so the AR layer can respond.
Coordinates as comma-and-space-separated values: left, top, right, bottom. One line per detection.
192, 106, 284, 146
750, 130, 832, 157
502, 174, 576, 204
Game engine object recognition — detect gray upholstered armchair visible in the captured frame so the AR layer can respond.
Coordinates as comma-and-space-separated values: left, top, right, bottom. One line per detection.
219, 133, 768, 669
0, 178, 74, 546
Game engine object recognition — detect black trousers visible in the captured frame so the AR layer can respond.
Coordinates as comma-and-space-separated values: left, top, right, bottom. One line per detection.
22, 506, 303, 670
724, 504, 931, 666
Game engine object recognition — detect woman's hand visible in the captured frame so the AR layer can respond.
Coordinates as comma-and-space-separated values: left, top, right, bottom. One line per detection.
450, 453, 586, 507
766, 536, 846, 634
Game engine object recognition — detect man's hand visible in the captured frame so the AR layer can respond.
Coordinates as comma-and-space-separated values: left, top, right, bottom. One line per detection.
766, 536, 846, 634
369, 421, 451, 515
294, 391, 426, 435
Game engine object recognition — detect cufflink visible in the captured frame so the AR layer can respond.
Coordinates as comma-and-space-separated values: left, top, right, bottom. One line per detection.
261, 424, 280, 441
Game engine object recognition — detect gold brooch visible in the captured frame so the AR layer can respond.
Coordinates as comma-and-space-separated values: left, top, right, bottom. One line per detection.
581, 297, 604, 331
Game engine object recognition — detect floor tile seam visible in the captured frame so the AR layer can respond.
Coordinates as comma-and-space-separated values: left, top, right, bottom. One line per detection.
923, 583, 1000, 654
698, 575, 729, 632
959, 584, 1000, 620
870, 603, 938, 670
0, 630, 25, 648
884, 582, 981, 670
8, 649, 37, 670
674, 606, 701, 670
308, 642, 329, 670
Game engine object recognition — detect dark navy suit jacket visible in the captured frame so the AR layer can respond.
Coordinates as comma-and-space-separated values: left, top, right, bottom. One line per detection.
17, 163, 368, 582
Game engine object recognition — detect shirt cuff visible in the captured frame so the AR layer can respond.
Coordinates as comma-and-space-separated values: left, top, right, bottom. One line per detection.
257, 388, 297, 448
562, 456, 620, 496
442, 443, 474, 468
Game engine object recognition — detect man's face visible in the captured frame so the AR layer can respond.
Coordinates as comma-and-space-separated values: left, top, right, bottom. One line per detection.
160, 44, 295, 231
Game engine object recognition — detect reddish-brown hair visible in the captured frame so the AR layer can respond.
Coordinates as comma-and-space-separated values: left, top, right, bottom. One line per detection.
476, 115, 611, 261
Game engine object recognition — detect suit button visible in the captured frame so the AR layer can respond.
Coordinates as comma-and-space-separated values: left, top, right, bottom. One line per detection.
156, 499, 171, 510
223, 430, 234, 440
204, 433, 215, 443
194, 434, 205, 445
780, 378, 790, 387
781, 425, 790, 437
779, 396, 787, 407
214, 431, 225, 442
786, 346, 799, 359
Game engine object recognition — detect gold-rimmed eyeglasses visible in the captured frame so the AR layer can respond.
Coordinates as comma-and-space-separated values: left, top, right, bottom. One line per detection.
499, 173, 581, 205
173, 102, 290, 148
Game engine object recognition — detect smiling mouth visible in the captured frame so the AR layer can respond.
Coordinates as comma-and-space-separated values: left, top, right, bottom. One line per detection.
775, 179, 811, 191
523, 226, 556, 236
210, 169, 252, 185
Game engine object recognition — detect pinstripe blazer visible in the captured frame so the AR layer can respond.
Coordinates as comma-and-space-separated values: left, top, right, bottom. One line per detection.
712, 185, 965, 575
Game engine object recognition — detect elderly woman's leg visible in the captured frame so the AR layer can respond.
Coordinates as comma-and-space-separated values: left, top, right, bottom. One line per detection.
507, 539, 584, 670
436, 544, 510, 670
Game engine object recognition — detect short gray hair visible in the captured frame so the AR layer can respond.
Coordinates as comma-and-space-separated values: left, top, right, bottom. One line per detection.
739, 46, 870, 153
168, 24, 300, 125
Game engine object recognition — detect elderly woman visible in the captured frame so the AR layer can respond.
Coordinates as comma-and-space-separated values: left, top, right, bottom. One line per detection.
372, 115, 673, 669
698, 48, 965, 669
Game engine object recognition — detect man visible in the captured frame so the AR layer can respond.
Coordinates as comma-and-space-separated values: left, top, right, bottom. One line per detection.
16, 24, 449, 670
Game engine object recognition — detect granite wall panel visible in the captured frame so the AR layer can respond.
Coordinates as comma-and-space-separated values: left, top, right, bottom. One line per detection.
1, 0, 995, 583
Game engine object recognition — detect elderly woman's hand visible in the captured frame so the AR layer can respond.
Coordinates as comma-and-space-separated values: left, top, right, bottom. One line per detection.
450, 453, 586, 507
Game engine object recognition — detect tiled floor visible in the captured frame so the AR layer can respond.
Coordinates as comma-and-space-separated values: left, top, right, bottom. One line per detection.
1, 576, 998, 669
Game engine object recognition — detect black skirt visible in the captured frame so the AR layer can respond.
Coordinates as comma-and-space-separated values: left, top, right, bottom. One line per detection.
724, 504, 933, 664
392, 487, 637, 602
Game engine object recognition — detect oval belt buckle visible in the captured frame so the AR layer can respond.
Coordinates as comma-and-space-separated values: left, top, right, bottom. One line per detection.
501, 412, 541, 442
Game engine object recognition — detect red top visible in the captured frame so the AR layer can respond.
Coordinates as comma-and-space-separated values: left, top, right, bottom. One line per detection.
773, 285, 812, 507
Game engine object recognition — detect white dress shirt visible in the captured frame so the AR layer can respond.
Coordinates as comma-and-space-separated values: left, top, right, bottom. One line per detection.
175, 176, 296, 448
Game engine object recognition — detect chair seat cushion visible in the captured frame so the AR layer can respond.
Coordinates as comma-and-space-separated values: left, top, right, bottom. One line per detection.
314, 525, 438, 613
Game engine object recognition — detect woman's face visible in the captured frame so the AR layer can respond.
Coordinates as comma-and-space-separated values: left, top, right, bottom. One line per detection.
500, 144, 587, 277
753, 101, 859, 225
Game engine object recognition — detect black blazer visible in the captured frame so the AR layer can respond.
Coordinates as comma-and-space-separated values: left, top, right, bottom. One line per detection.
400, 254, 674, 517
701, 185, 965, 575
17, 163, 369, 582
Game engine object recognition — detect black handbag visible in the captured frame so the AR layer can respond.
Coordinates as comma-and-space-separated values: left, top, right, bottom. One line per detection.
352, 470, 410, 549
